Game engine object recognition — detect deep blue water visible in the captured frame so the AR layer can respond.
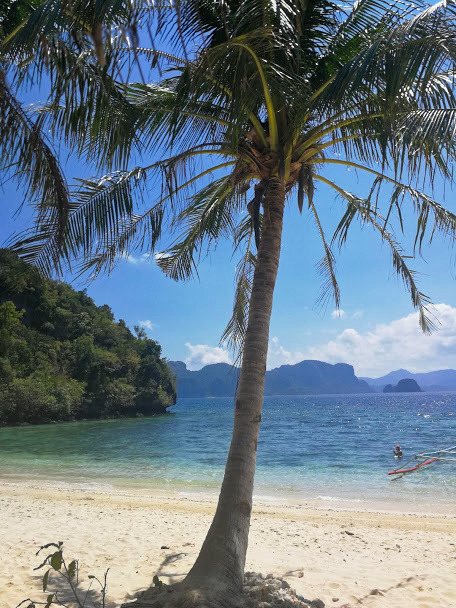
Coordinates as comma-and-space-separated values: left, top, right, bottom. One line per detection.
0, 393, 455, 509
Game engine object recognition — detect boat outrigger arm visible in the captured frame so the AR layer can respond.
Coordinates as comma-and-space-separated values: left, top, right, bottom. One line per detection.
388, 444, 456, 477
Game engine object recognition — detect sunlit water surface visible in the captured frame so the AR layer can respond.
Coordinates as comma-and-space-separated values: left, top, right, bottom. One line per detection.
1, 393, 455, 510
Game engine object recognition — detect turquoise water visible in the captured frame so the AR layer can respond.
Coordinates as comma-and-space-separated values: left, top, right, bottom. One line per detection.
0, 393, 455, 509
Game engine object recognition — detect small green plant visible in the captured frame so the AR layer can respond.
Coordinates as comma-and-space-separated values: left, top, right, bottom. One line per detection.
152, 575, 163, 589
16, 541, 109, 608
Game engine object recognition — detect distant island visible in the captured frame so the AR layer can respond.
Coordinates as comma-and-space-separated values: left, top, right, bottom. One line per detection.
361, 368, 456, 392
0, 250, 176, 426
383, 378, 422, 393
169, 360, 371, 397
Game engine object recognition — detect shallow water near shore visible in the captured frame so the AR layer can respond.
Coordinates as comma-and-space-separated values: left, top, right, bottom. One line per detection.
0, 392, 455, 511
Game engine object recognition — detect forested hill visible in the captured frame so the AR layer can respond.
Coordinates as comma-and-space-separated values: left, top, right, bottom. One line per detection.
0, 249, 176, 426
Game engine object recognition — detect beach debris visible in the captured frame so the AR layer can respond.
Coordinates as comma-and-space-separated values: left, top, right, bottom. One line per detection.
344, 530, 354, 536
331, 598, 339, 603
124, 572, 317, 608
160, 545, 170, 549
244, 572, 316, 607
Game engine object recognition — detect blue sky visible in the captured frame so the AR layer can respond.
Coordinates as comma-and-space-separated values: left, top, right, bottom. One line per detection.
2, 48, 456, 377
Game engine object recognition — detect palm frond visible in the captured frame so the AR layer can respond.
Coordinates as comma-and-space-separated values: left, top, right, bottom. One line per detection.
308, 198, 340, 309
366, 213, 437, 334
8, 167, 146, 275
126, 80, 234, 155
316, 175, 436, 333
221, 232, 256, 362
316, 158, 456, 250
0, 72, 69, 263
316, 6, 456, 120
157, 175, 249, 281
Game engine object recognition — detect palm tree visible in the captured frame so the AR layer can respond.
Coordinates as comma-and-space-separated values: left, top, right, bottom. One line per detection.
5, 0, 456, 606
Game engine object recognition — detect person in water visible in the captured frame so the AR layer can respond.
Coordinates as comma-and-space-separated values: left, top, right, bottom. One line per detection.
393, 443, 403, 457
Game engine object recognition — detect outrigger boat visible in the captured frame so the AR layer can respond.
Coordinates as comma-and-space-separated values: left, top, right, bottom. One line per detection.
388, 444, 456, 477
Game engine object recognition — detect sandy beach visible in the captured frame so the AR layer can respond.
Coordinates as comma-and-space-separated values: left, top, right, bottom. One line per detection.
0, 482, 455, 608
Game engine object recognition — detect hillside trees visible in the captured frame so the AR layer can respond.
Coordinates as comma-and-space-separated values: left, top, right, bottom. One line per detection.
0, 249, 176, 425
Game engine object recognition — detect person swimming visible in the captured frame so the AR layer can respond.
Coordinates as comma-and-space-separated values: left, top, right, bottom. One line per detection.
393, 443, 403, 457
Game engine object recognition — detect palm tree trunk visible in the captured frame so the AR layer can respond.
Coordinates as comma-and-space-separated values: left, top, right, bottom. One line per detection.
181, 178, 286, 600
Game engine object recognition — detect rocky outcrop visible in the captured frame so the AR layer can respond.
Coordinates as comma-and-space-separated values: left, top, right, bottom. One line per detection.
383, 378, 422, 393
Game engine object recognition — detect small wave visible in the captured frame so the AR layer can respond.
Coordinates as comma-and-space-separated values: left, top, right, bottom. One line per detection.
317, 495, 363, 503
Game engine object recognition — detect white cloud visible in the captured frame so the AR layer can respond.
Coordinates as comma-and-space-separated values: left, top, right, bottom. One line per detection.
267, 336, 305, 370
351, 310, 363, 319
139, 320, 156, 331
331, 309, 346, 319
305, 303, 456, 377
125, 253, 150, 264
184, 343, 232, 370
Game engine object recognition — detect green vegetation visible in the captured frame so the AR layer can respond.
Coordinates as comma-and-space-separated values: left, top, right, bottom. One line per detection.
18, 541, 109, 608
0, 250, 176, 426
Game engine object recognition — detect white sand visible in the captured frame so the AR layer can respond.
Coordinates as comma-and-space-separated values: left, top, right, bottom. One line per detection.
1, 481, 455, 608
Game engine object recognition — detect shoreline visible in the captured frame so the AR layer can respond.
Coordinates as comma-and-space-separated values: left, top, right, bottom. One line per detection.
1, 479, 455, 523
0, 409, 173, 429
1, 476, 454, 517
1, 480, 455, 608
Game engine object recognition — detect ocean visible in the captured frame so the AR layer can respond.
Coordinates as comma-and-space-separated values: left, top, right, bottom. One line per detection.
0, 393, 455, 511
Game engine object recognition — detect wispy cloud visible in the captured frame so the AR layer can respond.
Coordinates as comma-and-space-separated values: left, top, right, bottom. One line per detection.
139, 320, 156, 331
267, 337, 305, 370
184, 343, 232, 370
125, 253, 150, 265
331, 309, 346, 319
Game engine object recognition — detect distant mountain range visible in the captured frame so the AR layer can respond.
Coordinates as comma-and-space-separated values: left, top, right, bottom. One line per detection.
169, 360, 371, 398
169, 360, 456, 398
361, 368, 456, 392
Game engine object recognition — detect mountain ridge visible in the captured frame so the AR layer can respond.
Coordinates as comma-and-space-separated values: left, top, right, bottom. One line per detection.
169, 359, 371, 397
170, 361, 456, 398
